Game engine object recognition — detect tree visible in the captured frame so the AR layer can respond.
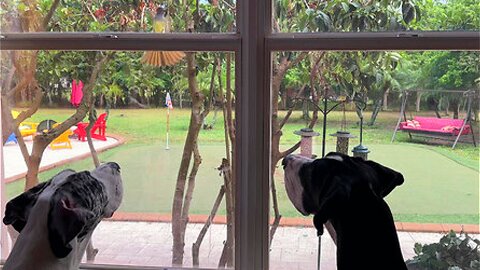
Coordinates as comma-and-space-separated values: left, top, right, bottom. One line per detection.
396, 0, 480, 118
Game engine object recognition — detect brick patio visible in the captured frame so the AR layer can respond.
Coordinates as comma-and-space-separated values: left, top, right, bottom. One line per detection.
78, 220, 478, 270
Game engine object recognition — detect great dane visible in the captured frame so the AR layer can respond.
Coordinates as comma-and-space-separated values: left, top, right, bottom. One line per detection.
3, 162, 123, 270
282, 152, 407, 270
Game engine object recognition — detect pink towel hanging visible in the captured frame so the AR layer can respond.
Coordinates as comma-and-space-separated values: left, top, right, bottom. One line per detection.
70, 80, 84, 107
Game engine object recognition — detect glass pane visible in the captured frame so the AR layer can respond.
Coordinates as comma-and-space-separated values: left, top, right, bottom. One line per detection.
273, 0, 480, 32
1, 49, 236, 269
1, 1, 236, 33
269, 50, 479, 269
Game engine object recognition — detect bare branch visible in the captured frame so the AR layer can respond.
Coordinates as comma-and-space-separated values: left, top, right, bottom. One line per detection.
14, 83, 44, 127
201, 62, 217, 118
181, 143, 202, 228
278, 141, 301, 159
225, 53, 235, 145
42, 0, 61, 30
285, 52, 309, 72
14, 128, 30, 166
192, 186, 225, 267
269, 215, 282, 245
86, 109, 101, 168
278, 85, 307, 130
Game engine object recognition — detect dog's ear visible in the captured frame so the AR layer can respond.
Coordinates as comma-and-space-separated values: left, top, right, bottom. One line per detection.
3, 169, 76, 233
364, 160, 404, 198
309, 169, 351, 236
48, 192, 94, 258
3, 181, 50, 232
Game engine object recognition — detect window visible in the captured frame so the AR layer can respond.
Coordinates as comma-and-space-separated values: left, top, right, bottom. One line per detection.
1, 1, 236, 33
273, 0, 480, 33
1, 0, 478, 269
269, 50, 479, 269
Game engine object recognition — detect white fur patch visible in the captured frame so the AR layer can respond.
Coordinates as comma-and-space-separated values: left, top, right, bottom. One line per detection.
325, 154, 344, 162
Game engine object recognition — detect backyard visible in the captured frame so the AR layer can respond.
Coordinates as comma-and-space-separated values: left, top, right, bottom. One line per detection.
5, 108, 479, 225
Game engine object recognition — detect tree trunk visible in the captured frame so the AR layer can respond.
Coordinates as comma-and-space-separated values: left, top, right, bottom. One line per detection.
444, 98, 450, 116
382, 88, 389, 111
433, 99, 442, 118
368, 98, 383, 126
451, 98, 460, 119
416, 92, 422, 112
171, 52, 206, 266
25, 138, 49, 190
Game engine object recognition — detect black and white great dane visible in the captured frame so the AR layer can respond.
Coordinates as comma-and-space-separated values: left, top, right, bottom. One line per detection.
282, 152, 407, 270
3, 162, 123, 270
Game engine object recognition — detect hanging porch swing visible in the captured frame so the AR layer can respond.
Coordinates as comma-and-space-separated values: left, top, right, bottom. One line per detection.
391, 89, 477, 149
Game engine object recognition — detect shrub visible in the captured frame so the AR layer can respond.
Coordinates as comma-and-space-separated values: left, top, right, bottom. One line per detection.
407, 231, 480, 270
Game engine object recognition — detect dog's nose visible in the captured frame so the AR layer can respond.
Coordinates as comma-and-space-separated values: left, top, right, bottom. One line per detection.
282, 155, 293, 168
106, 162, 121, 173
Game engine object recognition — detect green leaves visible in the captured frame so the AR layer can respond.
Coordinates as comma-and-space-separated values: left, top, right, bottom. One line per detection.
407, 231, 480, 270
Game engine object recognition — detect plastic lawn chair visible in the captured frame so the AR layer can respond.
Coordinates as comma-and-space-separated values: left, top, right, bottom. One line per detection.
74, 112, 108, 141
5, 133, 18, 145
12, 110, 39, 138
19, 122, 39, 138
50, 124, 73, 150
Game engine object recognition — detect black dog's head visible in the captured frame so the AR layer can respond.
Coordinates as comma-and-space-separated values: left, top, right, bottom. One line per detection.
3, 162, 123, 258
283, 153, 408, 269
282, 152, 404, 223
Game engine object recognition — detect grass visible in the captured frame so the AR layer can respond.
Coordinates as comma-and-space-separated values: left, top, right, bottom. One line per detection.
7, 108, 479, 224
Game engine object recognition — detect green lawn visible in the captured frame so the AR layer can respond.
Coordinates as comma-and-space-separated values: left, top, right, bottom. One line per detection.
7, 108, 479, 224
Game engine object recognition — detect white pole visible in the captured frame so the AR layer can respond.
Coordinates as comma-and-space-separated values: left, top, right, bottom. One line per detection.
0, 96, 9, 259
166, 107, 170, 150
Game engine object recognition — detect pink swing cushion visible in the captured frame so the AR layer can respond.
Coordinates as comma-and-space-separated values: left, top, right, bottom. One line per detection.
400, 116, 471, 135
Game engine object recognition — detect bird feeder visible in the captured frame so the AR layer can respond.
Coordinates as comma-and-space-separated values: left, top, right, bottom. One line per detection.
351, 99, 370, 160
352, 144, 370, 160
294, 128, 320, 158
330, 99, 356, 155
330, 131, 356, 155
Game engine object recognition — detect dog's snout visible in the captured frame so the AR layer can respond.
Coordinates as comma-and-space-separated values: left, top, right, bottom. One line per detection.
282, 155, 293, 167
107, 162, 121, 173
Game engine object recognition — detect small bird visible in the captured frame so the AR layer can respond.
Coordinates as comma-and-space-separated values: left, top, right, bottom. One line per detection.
142, 6, 185, 67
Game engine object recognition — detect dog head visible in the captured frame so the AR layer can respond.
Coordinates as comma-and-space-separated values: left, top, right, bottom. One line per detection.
282, 152, 404, 219
3, 162, 123, 258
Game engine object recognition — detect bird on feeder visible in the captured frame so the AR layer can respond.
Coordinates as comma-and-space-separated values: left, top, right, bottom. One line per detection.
141, 6, 185, 67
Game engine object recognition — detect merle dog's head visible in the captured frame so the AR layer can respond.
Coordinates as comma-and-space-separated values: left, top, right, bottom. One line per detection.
282, 152, 404, 218
3, 162, 123, 258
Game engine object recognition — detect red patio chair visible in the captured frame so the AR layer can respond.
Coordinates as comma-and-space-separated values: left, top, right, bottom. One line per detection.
74, 112, 108, 141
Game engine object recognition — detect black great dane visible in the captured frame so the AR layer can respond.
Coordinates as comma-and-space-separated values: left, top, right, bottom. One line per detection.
282, 152, 407, 270
3, 162, 123, 270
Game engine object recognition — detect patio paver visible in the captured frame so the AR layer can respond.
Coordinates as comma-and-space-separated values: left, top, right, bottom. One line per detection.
73, 221, 478, 270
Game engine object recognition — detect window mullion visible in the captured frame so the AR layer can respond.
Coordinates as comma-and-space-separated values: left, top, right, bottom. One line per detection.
235, 0, 271, 269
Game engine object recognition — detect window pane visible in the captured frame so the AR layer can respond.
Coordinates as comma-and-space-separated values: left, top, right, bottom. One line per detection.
1, 49, 236, 269
269, 50, 479, 269
1, 1, 236, 33
273, 0, 479, 32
